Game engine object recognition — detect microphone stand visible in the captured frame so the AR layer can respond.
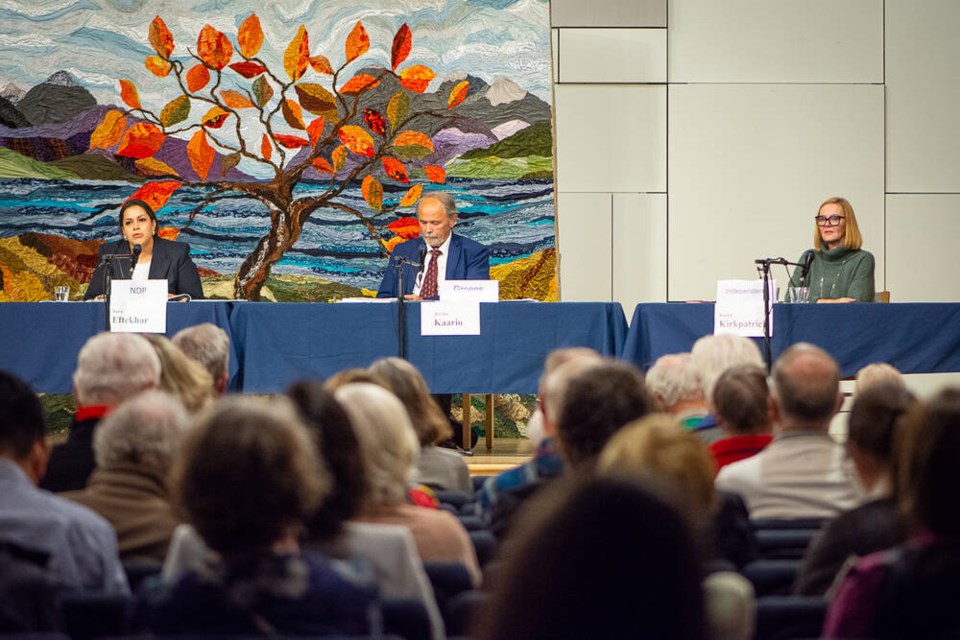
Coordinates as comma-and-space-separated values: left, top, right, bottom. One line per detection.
97, 252, 137, 332
392, 255, 423, 359
754, 257, 804, 371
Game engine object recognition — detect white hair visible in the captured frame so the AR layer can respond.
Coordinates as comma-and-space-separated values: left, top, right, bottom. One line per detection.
93, 390, 189, 472
645, 353, 702, 409
542, 357, 605, 424
172, 323, 230, 383
73, 333, 161, 407
335, 383, 420, 506
690, 334, 764, 405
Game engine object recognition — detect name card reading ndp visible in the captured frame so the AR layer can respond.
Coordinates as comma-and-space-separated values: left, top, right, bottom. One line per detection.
714, 279, 775, 338
421, 301, 481, 336
110, 279, 168, 333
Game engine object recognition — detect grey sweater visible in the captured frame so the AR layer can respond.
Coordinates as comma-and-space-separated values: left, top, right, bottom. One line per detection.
792, 245, 875, 302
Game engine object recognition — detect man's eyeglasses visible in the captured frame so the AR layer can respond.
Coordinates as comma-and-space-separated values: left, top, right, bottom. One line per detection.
815, 215, 845, 227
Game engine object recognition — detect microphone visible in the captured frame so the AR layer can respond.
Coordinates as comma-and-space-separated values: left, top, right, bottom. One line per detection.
754, 257, 789, 266
132, 243, 142, 267
799, 251, 814, 282
415, 243, 427, 290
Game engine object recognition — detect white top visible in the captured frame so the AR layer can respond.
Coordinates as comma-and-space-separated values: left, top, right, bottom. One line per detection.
132, 260, 151, 281
413, 234, 451, 296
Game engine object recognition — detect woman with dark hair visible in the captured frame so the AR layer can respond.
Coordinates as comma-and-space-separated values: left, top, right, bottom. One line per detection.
790, 196, 875, 303
823, 388, 960, 638
475, 476, 706, 640
84, 199, 204, 300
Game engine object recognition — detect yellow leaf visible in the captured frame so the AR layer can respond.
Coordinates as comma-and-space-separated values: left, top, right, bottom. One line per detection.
135, 157, 180, 178
399, 184, 423, 207
284, 25, 309, 82
338, 125, 375, 158
332, 145, 346, 171
89, 111, 127, 149
361, 175, 383, 211
398, 65, 436, 93
145, 56, 171, 78
295, 83, 337, 120
345, 21, 369, 63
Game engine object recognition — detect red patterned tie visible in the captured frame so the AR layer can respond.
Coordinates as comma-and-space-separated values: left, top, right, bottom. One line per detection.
419, 248, 442, 299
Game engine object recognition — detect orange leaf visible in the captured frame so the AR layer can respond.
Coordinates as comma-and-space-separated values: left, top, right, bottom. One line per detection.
238, 13, 264, 58
89, 110, 127, 149
393, 130, 434, 155
157, 226, 181, 242
398, 65, 436, 93
399, 184, 423, 207
388, 216, 421, 239
447, 80, 469, 110
361, 175, 383, 211
282, 99, 306, 130
295, 83, 337, 119
135, 158, 179, 178
186, 64, 211, 92
338, 125, 375, 158
128, 180, 182, 212
272, 133, 311, 149
345, 21, 369, 63
383, 236, 405, 253
145, 56, 171, 78
201, 106, 230, 128
331, 145, 346, 171
220, 90, 255, 109
311, 157, 335, 174
284, 25, 310, 82
119, 79, 141, 110
391, 24, 412, 72
187, 129, 215, 181
340, 74, 379, 96
117, 122, 165, 159
307, 117, 325, 145
197, 24, 233, 70
149, 16, 175, 59
261, 133, 272, 161
309, 55, 334, 75
424, 165, 446, 184
229, 61, 266, 78
381, 156, 409, 183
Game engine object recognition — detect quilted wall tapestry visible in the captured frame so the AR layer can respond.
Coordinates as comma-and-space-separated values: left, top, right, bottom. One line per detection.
0, 0, 556, 301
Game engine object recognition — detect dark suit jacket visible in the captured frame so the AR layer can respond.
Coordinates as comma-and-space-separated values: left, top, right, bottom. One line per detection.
84, 237, 204, 300
376, 233, 490, 298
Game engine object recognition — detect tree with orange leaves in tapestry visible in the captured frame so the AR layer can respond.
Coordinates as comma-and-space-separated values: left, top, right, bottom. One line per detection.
90, 15, 469, 300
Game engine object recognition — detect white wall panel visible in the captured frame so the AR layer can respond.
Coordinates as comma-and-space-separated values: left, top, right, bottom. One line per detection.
551, 29, 559, 84
886, 195, 960, 302
613, 194, 667, 310
552, 0, 666, 28
558, 29, 666, 84
668, 0, 883, 83
886, 2, 960, 192
557, 193, 613, 301
668, 84, 884, 302
555, 84, 666, 193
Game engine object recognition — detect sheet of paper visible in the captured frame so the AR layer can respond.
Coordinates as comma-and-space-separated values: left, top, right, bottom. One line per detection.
110, 279, 168, 333
714, 279, 775, 337
420, 301, 481, 336
439, 279, 499, 302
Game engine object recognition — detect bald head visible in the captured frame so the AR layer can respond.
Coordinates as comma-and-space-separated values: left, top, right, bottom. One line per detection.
770, 343, 841, 429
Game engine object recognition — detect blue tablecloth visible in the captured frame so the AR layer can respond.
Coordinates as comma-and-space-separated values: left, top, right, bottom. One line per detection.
0, 301, 628, 395
623, 302, 960, 376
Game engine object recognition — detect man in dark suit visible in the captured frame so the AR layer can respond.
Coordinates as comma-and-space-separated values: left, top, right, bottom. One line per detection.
377, 192, 490, 299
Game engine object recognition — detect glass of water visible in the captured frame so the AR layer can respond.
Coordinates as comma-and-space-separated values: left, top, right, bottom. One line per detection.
54, 286, 70, 301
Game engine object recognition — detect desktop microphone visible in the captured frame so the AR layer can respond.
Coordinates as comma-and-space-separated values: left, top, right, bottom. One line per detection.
132, 243, 142, 267
799, 250, 815, 282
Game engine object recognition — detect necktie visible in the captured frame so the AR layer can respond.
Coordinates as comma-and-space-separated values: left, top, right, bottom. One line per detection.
419, 248, 442, 299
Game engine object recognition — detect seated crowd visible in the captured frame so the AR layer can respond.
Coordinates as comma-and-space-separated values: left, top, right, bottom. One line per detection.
2, 327, 959, 639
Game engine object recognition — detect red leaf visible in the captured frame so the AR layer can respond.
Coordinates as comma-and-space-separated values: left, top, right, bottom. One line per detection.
186, 64, 211, 92
229, 61, 267, 78
388, 216, 420, 240
118, 79, 141, 110
238, 13, 264, 58
261, 133, 272, 161
272, 133, 311, 149
345, 21, 369, 63
307, 117, 326, 146
381, 156, 409, 183
363, 108, 387, 137
117, 122, 165, 159
197, 24, 233, 70
340, 74, 379, 96
128, 180, 182, 212
424, 165, 446, 184
391, 24, 412, 71
149, 16, 175, 59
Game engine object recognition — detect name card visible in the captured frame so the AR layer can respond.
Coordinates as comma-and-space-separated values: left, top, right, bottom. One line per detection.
439, 279, 499, 302
421, 301, 481, 336
714, 279, 775, 338
110, 279, 168, 333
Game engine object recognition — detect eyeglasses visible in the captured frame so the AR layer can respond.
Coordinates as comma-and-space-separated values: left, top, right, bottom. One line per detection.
815, 215, 845, 227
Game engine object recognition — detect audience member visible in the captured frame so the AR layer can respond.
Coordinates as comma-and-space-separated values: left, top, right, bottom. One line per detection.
824, 388, 960, 639
646, 353, 708, 428
0, 371, 128, 593
335, 383, 481, 584
854, 362, 905, 395
369, 357, 470, 493
0, 542, 61, 633
708, 365, 773, 472
475, 476, 706, 640
172, 323, 231, 395
480, 348, 601, 515
42, 332, 161, 492
139, 396, 378, 636
323, 368, 386, 392
794, 383, 914, 595
62, 390, 188, 563
689, 334, 765, 442
142, 334, 214, 414
716, 343, 862, 519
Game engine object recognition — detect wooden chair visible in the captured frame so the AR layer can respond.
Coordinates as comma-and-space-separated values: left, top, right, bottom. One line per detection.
461, 393, 495, 450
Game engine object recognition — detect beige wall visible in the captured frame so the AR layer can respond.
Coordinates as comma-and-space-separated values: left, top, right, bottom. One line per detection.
552, 0, 960, 306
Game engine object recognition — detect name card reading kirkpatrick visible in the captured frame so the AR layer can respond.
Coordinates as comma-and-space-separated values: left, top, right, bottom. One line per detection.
420, 301, 481, 336
110, 279, 168, 333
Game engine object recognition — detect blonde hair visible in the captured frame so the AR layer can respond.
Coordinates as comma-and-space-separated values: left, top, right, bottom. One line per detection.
368, 357, 451, 446
598, 414, 718, 529
855, 363, 905, 395
814, 197, 863, 251
142, 334, 214, 414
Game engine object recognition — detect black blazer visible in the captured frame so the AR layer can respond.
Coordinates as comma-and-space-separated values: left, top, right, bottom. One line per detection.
84, 236, 204, 300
